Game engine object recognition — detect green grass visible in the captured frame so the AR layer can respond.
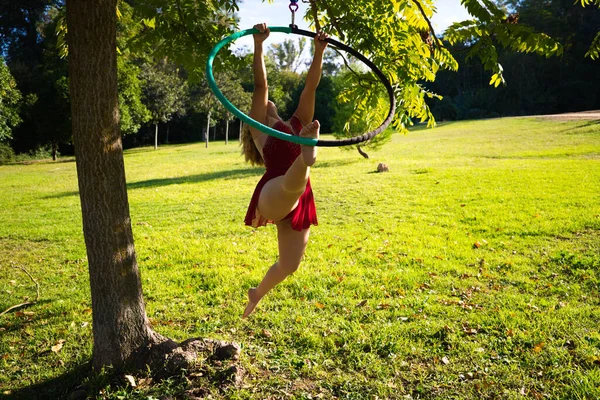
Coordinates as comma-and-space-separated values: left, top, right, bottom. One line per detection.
1, 118, 599, 399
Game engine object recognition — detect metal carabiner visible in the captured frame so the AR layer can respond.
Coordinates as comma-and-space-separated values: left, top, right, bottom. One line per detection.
289, 1, 299, 28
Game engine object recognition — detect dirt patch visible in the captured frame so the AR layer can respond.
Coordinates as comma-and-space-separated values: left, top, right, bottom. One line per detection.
529, 110, 600, 121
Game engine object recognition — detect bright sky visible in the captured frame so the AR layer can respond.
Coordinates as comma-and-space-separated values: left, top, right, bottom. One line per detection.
234, 0, 472, 49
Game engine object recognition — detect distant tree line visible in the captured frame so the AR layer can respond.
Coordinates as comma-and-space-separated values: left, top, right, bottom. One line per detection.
0, 0, 598, 164
427, 0, 600, 120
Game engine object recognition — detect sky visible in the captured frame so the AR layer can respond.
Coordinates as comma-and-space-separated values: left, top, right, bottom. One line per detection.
234, 0, 472, 49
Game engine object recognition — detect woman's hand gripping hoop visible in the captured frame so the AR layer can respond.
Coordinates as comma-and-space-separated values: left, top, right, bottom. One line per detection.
206, 26, 397, 147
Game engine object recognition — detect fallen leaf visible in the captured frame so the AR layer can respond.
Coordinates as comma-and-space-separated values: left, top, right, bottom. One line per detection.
520, 387, 527, 395
51, 340, 65, 353
124, 374, 136, 387
315, 302, 325, 309
9, 280, 16, 286
356, 300, 367, 308
473, 242, 481, 249
533, 342, 545, 353
377, 303, 390, 310
441, 356, 450, 365
261, 329, 273, 338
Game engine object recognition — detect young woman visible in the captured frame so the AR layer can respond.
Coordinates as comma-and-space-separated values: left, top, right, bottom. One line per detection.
241, 23, 328, 318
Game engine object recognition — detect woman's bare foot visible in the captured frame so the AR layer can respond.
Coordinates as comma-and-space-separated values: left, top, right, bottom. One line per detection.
243, 287, 261, 318
299, 120, 319, 166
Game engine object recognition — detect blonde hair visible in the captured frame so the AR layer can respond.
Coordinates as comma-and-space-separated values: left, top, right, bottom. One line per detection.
240, 124, 264, 166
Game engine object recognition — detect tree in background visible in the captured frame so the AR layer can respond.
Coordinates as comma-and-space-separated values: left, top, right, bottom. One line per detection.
216, 71, 251, 144
191, 70, 250, 146
190, 78, 220, 147
140, 59, 188, 150
268, 37, 307, 72
116, 2, 151, 137
0, 58, 22, 143
118, 58, 151, 137
1, 2, 71, 157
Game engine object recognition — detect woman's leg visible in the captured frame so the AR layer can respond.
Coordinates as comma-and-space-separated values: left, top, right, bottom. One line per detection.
257, 120, 319, 222
243, 219, 310, 318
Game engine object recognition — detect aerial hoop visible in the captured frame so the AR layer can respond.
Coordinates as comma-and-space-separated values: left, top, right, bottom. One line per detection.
206, 25, 397, 147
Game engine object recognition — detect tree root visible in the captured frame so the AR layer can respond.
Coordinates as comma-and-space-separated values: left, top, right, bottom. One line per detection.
124, 335, 244, 395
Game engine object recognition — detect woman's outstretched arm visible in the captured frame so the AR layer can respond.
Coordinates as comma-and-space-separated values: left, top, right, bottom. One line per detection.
293, 32, 329, 126
249, 23, 270, 141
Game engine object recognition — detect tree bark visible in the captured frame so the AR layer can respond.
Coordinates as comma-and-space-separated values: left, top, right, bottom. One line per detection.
225, 119, 229, 145
205, 111, 211, 148
239, 120, 242, 143
66, 0, 162, 371
154, 122, 159, 150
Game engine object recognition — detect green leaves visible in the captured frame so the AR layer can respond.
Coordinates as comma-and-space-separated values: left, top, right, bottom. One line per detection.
55, 11, 68, 59
129, 0, 240, 82
444, 5, 563, 87
585, 32, 600, 59
0, 57, 23, 141
489, 72, 504, 88
577, 0, 600, 7
141, 17, 156, 29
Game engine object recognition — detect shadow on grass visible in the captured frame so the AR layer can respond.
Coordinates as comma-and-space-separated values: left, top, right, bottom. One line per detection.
45, 167, 264, 199
7, 362, 92, 400
559, 120, 600, 134
127, 167, 262, 190
315, 158, 361, 169
12, 157, 76, 166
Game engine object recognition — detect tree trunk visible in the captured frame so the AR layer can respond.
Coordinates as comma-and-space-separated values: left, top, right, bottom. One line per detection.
52, 142, 58, 161
225, 119, 229, 145
66, 0, 162, 371
205, 111, 211, 148
239, 120, 242, 143
166, 123, 170, 144
154, 122, 159, 150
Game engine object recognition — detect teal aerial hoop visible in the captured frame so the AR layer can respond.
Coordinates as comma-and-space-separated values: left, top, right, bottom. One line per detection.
206, 25, 397, 147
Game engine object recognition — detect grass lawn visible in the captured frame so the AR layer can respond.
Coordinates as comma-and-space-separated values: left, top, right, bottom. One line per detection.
1, 117, 599, 399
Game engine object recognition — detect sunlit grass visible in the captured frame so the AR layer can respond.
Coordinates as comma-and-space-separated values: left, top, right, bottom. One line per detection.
1, 118, 599, 399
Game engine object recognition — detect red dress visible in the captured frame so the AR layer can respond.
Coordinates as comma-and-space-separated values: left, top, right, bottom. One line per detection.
244, 116, 318, 231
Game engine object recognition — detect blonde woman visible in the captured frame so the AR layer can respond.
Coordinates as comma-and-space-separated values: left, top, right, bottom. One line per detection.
241, 23, 328, 318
